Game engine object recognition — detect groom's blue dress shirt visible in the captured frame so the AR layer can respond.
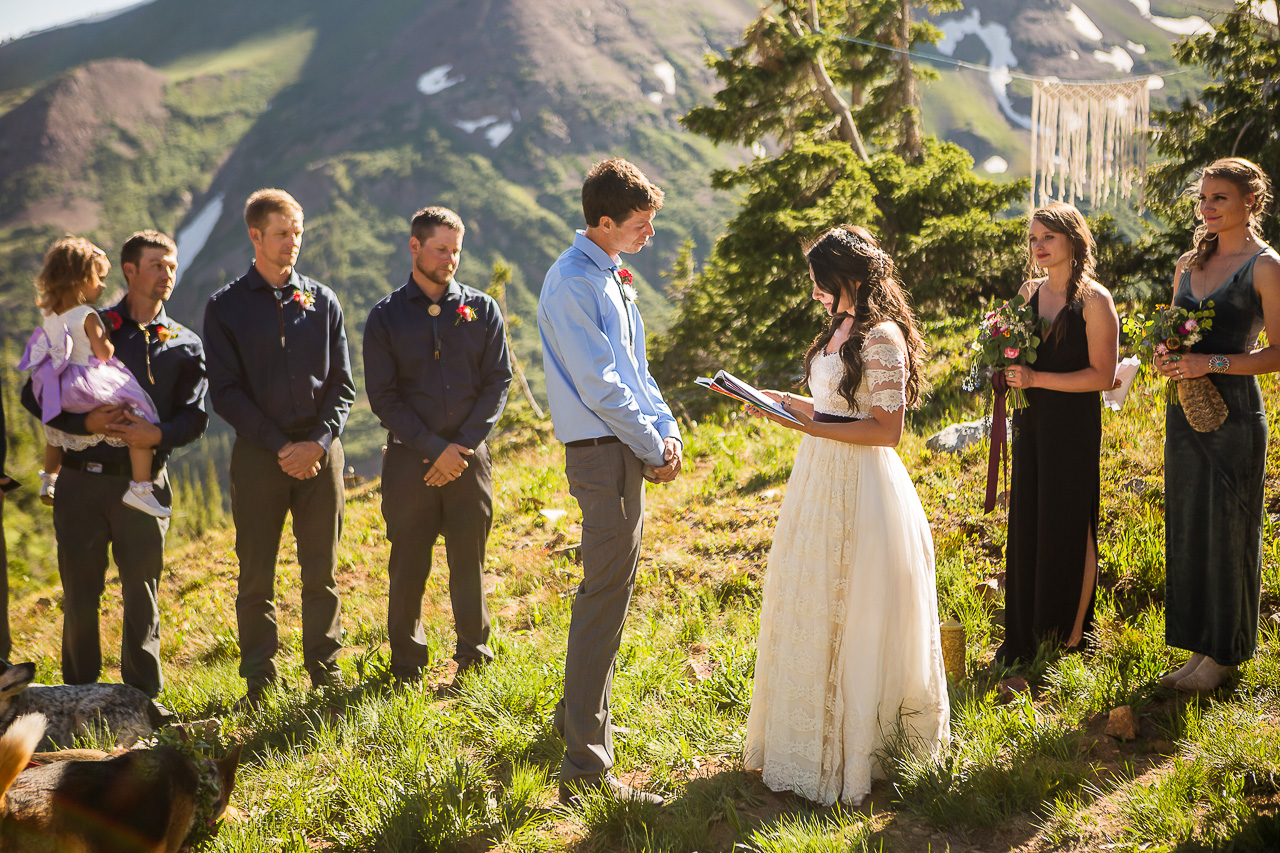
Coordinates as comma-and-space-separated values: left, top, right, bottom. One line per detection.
538, 231, 679, 468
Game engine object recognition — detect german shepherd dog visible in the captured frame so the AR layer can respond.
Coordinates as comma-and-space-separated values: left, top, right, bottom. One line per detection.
0, 662, 165, 751
0, 713, 242, 852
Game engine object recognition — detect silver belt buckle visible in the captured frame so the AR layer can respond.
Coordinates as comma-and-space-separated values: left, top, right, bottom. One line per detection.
86, 462, 103, 474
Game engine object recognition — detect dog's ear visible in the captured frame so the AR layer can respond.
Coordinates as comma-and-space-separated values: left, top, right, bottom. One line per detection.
213, 744, 244, 815
0, 662, 36, 699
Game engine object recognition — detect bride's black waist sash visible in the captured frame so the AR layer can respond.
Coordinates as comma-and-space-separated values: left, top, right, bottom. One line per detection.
813, 411, 857, 423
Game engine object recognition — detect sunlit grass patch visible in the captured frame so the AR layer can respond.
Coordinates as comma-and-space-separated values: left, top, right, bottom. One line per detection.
1044, 594, 1169, 719
886, 690, 1087, 828
737, 804, 880, 853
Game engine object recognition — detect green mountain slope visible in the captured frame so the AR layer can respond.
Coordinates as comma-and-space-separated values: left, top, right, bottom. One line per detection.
0, 0, 755, 475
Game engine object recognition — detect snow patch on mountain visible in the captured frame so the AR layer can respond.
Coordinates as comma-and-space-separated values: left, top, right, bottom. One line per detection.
454, 112, 517, 147
455, 116, 498, 133
1126, 0, 1212, 36
936, 9, 1031, 129
1093, 46, 1134, 73
653, 61, 676, 95
417, 65, 463, 95
174, 194, 223, 283
1066, 5, 1103, 41
484, 121, 513, 147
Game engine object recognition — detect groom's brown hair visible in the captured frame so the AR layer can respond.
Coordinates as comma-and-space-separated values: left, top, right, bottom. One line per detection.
582, 158, 664, 227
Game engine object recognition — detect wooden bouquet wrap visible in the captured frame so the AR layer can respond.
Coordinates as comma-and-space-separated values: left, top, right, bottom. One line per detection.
1177, 376, 1228, 432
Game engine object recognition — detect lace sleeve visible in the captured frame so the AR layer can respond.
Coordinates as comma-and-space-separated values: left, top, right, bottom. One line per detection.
862, 327, 907, 413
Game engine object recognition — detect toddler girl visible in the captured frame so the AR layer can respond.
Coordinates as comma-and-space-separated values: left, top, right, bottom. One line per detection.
18, 236, 169, 518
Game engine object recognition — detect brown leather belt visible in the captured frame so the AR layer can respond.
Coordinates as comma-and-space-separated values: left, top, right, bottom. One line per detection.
565, 435, 621, 448
61, 456, 132, 477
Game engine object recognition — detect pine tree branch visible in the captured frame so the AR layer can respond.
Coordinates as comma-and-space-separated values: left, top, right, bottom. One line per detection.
786, 9, 870, 163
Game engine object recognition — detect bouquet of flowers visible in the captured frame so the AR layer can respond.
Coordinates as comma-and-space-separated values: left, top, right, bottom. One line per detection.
965, 295, 1048, 514
1122, 302, 1225, 431
966, 295, 1049, 411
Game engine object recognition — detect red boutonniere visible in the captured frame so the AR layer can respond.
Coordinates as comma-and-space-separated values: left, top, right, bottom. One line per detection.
291, 289, 316, 310
102, 310, 123, 331
455, 304, 477, 325
615, 268, 638, 302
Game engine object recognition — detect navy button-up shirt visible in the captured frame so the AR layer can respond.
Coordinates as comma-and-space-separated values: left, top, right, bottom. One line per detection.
20, 299, 209, 475
203, 263, 355, 453
363, 276, 512, 463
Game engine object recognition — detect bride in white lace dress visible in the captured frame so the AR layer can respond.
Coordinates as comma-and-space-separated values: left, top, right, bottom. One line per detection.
744, 226, 950, 806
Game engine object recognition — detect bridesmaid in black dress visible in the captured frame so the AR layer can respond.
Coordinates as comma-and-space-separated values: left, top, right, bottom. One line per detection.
996, 203, 1119, 665
1155, 158, 1280, 692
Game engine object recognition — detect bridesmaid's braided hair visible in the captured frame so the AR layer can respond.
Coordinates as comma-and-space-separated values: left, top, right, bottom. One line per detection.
1028, 203, 1096, 346
1192, 157, 1273, 270
802, 225, 926, 411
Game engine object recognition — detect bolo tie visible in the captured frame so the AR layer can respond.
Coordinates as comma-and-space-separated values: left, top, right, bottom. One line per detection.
611, 268, 634, 347
428, 301, 441, 359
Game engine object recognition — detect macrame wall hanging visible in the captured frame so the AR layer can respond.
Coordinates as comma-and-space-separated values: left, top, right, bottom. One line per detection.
1029, 78, 1150, 212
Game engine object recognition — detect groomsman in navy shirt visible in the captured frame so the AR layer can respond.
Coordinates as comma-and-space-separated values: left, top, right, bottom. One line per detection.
363, 207, 511, 689
204, 188, 355, 707
21, 229, 208, 697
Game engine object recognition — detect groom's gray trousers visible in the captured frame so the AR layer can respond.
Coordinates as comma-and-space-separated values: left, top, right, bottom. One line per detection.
556, 438, 646, 784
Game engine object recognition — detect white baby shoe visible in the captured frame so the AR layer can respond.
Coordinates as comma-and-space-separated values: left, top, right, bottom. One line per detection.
38, 470, 57, 506
123, 481, 171, 518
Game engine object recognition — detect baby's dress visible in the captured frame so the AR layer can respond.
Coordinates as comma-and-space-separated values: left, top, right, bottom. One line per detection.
20, 304, 157, 451
743, 322, 951, 805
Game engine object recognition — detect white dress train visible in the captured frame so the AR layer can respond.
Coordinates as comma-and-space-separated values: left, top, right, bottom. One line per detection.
743, 323, 951, 806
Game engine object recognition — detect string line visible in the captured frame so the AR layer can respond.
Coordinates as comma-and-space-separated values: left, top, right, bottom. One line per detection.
820, 30, 1191, 85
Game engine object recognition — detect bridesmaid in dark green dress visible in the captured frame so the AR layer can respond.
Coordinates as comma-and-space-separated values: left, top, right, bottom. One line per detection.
1156, 158, 1280, 692
997, 203, 1120, 665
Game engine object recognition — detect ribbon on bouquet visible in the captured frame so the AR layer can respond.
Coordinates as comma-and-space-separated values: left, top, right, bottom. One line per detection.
984, 371, 1010, 514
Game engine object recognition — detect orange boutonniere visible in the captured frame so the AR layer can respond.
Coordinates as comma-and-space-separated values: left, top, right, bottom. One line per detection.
455, 304, 477, 325
155, 323, 174, 343
291, 289, 316, 310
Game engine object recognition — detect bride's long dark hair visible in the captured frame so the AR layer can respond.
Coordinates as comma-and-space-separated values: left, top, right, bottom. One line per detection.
802, 225, 926, 410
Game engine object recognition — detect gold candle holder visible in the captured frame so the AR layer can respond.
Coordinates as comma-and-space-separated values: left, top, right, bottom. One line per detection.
940, 617, 965, 682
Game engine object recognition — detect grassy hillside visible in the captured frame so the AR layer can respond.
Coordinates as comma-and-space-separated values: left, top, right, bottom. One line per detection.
0, 0, 754, 479
7, 321, 1279, 852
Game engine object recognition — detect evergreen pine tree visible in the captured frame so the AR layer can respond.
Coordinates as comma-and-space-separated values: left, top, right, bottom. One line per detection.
656, 0, 1028, 397
1146, 1, 1280, 249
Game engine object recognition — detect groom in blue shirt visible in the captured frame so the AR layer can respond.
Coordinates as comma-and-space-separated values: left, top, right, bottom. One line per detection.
538, 158, 682, 806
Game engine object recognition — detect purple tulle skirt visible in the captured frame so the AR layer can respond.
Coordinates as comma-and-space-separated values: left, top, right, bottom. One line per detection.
55, 357, 157, 419
37, 358, 158, 452
20, 325, 158, 452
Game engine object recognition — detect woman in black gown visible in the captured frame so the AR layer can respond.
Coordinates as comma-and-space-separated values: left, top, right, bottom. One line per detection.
1155, 158, 1280, 692
996, 203, 1119, 665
